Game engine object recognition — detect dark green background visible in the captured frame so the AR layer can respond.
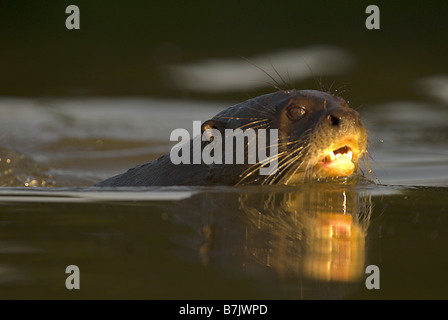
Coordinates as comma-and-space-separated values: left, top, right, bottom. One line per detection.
1, 0, 447, 104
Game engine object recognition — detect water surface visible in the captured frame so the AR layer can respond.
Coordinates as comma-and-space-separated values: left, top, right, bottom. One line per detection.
0, 93, 447, 299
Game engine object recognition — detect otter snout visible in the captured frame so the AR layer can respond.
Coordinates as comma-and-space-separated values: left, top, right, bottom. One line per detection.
326, 107, 364, 130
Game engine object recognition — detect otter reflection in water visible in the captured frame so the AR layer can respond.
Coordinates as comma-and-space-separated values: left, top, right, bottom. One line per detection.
96, 89, 370, 187
175, 183, 372, 285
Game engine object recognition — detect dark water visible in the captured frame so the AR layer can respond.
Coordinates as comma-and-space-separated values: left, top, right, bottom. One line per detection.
0, 96, 447, 300
0, 183, 447, 300
1, 0, 448, 300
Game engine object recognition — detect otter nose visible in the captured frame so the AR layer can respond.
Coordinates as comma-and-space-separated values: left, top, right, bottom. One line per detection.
327, 114, 340, 126
327, 108, 360, 127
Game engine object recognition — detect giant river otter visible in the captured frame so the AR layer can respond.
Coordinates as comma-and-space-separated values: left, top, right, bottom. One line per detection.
96, 90, 368, 186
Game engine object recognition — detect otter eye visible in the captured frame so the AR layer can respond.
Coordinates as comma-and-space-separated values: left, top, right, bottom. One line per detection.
287, 105, 307, 120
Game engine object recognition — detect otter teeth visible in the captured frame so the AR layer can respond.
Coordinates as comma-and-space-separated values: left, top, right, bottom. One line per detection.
327, 148, 353, 162
346, 150, 353, 160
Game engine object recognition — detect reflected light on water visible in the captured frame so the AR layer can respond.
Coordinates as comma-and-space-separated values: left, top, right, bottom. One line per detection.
165, 46, 353, 92
303, 212, 365, 282
416, 75, 448, 104
193, 184, 372, 283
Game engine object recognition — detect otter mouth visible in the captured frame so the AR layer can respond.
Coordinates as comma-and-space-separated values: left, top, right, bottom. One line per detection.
316, 145, 356, 178
322, 146, 353, 164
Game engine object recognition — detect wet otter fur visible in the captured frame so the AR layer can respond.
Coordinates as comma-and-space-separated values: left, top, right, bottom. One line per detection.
95, 89, 368, 187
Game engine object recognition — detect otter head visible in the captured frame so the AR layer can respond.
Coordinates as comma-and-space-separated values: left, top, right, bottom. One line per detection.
200, 89, 367, 185
274, 89, 367, 184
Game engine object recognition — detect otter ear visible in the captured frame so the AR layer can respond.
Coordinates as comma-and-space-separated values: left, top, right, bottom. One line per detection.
201, 119, 226, 134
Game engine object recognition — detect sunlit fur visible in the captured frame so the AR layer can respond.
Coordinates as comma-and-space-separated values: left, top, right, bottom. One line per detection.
212, 89, 373, 186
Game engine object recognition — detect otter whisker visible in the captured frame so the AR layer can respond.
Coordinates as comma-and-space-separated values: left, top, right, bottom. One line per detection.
277, 150, 306, 182
252, 100, 277, 115
235, 123, 272, 134
276, 148, 304, 172
305, 62, 325, 93
240, 144, 297, 179
242, 106, 273, 116
236, 119, 271, 130
248, 79, 283, 92
268, 144, 307, 184
360, 149, 378, 183
284, 163, 302, 185
272, 133, 314, 184
239, 152, 289, 180
270, 63, 292, 91
286, 68, 293, 89
236, 151, 288, 185
240, 56, 286, 92
282, 149, 313, 185
264, 139, 304, 149
332, 84, 351, 97
327, 79, 337, 95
